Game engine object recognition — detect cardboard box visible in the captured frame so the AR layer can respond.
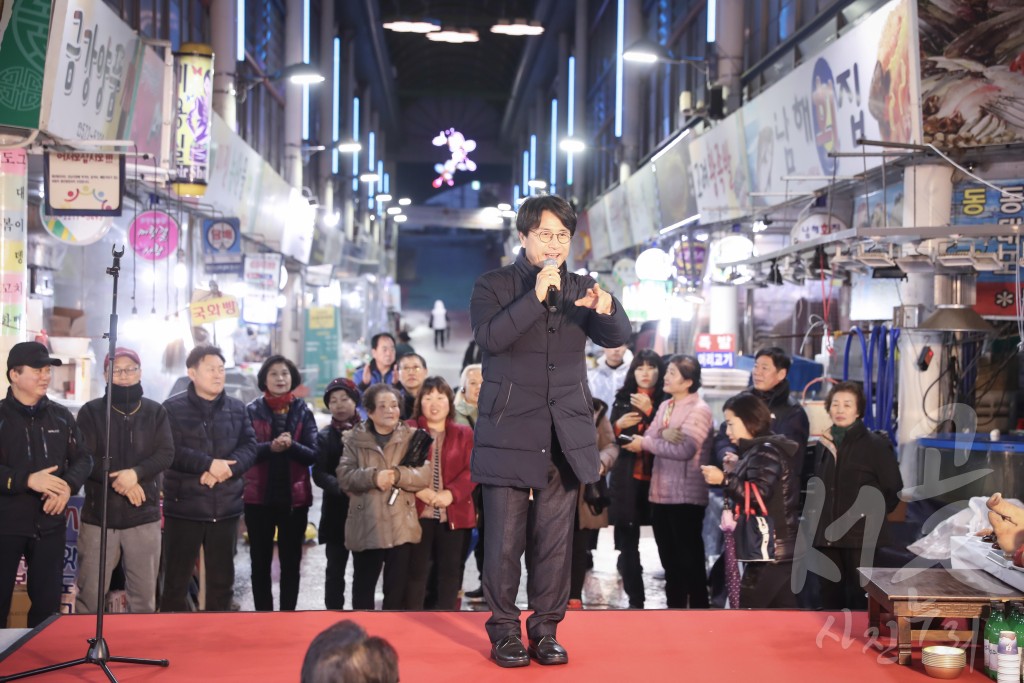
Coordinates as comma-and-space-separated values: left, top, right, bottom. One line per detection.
6, 586, 29, 628
50, 307, 87, 338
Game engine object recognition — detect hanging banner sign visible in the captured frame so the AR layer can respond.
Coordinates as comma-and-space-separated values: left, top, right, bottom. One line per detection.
741, 0, 919, 208
172, 43, 214, 197
128, 210, 178, 261
242, 253, 282, 326
689, 111, 751, 223
189, 295, 240, 326
39, 0, 141, 141
202, 217, 243, 274
0, 0, 53, 130
43, 151, 124, 216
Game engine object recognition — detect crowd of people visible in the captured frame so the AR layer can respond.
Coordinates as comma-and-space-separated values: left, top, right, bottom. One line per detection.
0, 193, 908, 676
0, 319, 907, 634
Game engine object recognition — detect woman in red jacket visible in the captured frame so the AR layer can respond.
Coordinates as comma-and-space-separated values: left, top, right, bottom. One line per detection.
405, 376, 476, 609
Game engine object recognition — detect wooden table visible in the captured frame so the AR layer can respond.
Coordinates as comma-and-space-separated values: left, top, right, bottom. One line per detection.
859, 567, 1024, 665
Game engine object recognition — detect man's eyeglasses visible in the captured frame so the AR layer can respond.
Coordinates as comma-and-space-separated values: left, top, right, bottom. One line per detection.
400, 365, 424, 372
112, 366, 140, 377
531, 230, 572, 244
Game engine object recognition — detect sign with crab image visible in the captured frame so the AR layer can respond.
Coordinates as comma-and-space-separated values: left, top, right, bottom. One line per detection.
919, 0, 1024, 148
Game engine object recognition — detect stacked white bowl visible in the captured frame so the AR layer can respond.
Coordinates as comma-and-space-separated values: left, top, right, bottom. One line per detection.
921, 645, 966, 680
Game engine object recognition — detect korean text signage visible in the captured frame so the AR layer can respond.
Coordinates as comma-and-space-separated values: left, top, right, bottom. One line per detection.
173, 44, 213, 197
189, 295, 240, 326
202, 217, 243, 274
0, 151, 28, 336
305, 306, 340, 405
128, 210, 178, 261
695, 333, 736, 369
242, 253, 282, 326
742, 0, 919, 206
43, 151, 124, 216
0, 0, 52, 129
40, 0, 140, 140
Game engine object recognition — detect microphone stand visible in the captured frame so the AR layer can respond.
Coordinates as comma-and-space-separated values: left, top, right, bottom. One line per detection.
0, 246, 169, 682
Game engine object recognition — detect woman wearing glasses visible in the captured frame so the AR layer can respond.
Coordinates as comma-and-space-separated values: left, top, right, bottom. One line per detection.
243, 355, 319, 611
75, 347, 175, 614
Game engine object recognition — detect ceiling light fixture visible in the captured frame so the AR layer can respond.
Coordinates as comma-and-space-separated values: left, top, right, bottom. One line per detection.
398, 197, 412, 206
383, 18, 441, 33
426, 27, 479, 44
358, 172, 380, 183
559, 138, 586, 153
336, 139, 362, 153
490, 19, 544, 36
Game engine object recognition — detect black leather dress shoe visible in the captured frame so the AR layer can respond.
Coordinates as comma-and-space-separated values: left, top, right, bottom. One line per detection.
528, 635, 568, 665
491, 635, 530, 668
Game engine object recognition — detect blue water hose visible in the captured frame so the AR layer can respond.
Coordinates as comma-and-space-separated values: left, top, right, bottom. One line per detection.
843, 325, 900, 444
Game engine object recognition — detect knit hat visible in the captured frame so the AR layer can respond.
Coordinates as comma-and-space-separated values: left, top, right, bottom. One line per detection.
323, 377, 360, 406
104, 347, 141, 372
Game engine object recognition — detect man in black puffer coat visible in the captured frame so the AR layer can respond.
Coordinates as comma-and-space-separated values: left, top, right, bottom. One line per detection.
76, 347, 173, 614
160, 346, 256, 612
0, 342, 92, 627
471, 195, 631, 668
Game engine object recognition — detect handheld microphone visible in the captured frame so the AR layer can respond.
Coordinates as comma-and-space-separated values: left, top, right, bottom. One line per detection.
542, 258, 559, 313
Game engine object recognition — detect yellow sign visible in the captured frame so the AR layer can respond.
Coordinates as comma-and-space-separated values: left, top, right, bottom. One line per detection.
189, 295, 240, 325
308, 306, 335, 330
173, 44, 214, 197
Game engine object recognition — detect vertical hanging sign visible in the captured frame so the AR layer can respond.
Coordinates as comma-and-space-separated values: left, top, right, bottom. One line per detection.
0, 151, 27, 339
172, 43, 214, 197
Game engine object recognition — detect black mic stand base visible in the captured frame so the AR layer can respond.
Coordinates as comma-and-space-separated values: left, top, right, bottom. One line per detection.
0, 246, 169, 682
0, 637, 169, 683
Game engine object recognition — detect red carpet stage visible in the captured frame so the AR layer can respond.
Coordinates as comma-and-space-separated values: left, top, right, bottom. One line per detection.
0, 609, 988, 681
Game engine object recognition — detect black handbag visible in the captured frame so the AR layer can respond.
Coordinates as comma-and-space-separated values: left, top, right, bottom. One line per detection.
582, 478, 610, 516
734, 481, 776, 562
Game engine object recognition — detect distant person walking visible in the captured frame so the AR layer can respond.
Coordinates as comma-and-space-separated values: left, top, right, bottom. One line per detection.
429, 300, 449, 350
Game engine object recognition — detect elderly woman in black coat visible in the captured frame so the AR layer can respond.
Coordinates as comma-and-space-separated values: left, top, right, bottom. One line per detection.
808, 381, 903, 610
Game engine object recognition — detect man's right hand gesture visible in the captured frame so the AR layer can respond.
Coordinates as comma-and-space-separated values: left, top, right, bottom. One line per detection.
201, 459, 237, 487
27, 465, 70, 499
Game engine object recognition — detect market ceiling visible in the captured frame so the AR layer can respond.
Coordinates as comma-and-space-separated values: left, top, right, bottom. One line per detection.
337, 1, 574, 200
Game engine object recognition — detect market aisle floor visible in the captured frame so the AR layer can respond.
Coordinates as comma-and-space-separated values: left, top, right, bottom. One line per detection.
231, 308, 670, 613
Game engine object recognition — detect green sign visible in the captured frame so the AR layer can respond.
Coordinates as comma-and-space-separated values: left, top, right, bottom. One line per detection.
305, 306, 340, 408
0, 0, 51, 129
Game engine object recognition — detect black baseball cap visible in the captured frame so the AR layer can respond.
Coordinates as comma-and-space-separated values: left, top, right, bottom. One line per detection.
8, 342, 63, 371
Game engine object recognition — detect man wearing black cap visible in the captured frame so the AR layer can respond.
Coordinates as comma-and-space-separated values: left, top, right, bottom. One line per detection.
0, 341, 93, 627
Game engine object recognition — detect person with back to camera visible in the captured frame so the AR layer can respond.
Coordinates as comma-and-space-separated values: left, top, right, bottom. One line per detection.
243, 355, 319, 612
75, 347, 173, 615
808, 381, 903, 610
404, 376, 476, 610
470, 194, 631, 667
0, 342, 92, 627
429, 300, 449, 350
607, 349, 666, 609
337, 384, 431, 610
622, 354, 714, 608
701, 393, 801, 608
300, 619, 398, 683
313, 378, 362, 610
